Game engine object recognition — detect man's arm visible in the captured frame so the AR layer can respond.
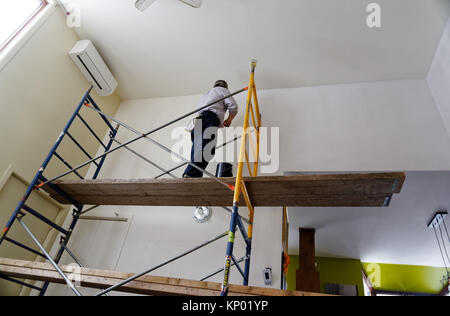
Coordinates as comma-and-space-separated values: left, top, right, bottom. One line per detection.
223, 113, 237, 127
222, 88, 239, 127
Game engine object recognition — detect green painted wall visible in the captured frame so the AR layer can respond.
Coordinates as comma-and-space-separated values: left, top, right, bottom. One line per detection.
287, 255, 448, 295
286, 256, 365, 296
362, 262, 447, 295
316, 257, 365, 296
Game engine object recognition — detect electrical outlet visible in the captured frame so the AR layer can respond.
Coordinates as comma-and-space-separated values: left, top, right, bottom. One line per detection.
263, 267, 272, 285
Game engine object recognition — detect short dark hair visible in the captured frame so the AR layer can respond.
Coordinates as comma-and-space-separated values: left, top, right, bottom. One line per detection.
214, 80, 228, 89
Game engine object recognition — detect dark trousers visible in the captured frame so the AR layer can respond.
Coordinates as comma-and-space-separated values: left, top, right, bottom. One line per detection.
183, 110, 220, 178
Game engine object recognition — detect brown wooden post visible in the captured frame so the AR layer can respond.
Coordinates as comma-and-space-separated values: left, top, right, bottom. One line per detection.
296, 228, 320, 293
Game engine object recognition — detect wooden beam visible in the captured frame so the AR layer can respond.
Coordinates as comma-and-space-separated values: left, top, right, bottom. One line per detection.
79, 216, 128, 222
42, 173, 405, 207
0, 258, 329, 296
296, 228, 320, 293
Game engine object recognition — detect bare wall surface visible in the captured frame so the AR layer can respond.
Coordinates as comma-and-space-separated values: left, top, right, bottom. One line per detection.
428, 18, 450, 138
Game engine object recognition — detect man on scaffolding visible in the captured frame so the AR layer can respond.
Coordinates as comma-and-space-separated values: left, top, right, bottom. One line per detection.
183, 80, 239, 178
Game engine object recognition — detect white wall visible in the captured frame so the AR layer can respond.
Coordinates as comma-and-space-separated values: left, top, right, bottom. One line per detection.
258, 80, 450, 172
428, 18, 450, 138
46, 77, 450, 295
108, 79, 450, 176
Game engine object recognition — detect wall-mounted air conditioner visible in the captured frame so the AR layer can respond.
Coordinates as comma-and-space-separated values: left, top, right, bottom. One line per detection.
69, 40, 117, 96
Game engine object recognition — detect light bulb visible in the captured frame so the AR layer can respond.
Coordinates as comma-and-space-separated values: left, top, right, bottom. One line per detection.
193, 207, 212, 223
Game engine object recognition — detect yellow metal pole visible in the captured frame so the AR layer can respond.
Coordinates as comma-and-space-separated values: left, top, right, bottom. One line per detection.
221, 60, 257, 295
253, 129, 260, 176
252, 84, 261, 176
244, 148, 254, 177
252, 84, 261, 127
240, 180, 255, 239
232, 69, 255, 204
250, 101, 257, 131
247, 125, 258, 163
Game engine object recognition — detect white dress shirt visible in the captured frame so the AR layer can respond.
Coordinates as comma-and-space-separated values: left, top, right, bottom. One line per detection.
198, 87, 239, 125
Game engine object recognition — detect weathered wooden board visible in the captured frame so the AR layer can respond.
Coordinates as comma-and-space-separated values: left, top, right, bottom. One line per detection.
0, 258, 326, 296
42, 173, 405, 207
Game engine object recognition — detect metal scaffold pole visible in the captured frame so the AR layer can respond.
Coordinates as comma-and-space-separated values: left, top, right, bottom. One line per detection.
221, 59, 260, 296
17, 215, 83, 296
0, 87, 94, 246
95, 231, 229, 296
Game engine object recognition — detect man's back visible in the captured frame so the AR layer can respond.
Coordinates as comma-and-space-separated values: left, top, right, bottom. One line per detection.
199, 87, 238, 125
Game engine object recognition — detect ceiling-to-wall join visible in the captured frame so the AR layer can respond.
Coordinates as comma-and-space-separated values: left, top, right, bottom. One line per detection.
70, 0, 450, 100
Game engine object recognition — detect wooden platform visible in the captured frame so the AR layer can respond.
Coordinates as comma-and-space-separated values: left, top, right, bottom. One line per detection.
0, 258, 325, 296
42, 173, 405, 207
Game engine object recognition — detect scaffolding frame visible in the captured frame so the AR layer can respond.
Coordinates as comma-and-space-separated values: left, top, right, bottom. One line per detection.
0, 86, 119, 295
220, 59, 261, 296
0, 60, 261, 296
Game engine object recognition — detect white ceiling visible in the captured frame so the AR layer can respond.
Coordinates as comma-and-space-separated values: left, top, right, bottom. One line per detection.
70, 0, 450, 100
287, 171, 450, 267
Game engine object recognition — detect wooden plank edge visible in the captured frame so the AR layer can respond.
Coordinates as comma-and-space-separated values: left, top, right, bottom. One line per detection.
47, 173, 406, 186
0, 258, 326, 296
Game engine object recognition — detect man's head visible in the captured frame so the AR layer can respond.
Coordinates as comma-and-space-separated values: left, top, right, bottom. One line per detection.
214, 80, 228, 89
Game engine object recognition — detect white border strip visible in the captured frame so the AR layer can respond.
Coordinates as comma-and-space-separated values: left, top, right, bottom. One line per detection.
0, 0, 58, 72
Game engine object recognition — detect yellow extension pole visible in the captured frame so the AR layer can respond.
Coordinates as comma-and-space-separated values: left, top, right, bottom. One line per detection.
240, 180, 255, 239
252, 84, 261, 176
221, 60, 258, 295
252, 83, 261, 127
232, 64, 255, 204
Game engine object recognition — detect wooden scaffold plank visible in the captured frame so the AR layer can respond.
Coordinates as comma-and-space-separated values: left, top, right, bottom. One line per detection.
0, 258, 328, 296
42, 173, 405, 208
